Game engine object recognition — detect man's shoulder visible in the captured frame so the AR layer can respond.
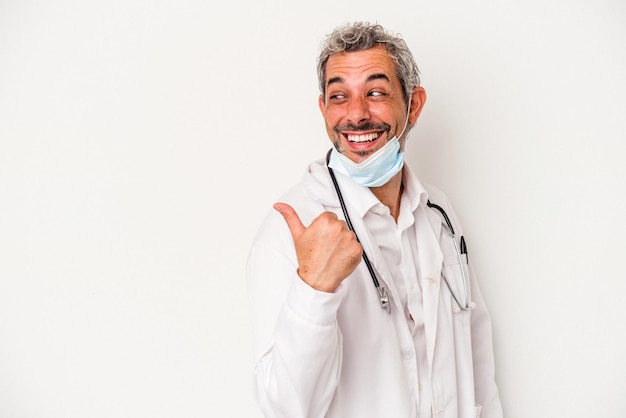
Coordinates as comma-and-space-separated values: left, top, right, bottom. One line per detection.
252, 162, 332, 244
403, 166, 450, 207
422, 181, 448, 202
273, 176, 331, 225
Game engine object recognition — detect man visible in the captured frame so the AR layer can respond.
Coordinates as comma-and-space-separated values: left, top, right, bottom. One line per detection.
246, 22, 502, 418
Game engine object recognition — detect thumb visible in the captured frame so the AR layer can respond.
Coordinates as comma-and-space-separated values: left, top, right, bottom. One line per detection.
273, 202, 306, 240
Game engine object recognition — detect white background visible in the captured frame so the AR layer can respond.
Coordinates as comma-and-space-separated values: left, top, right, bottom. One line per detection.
1, 0, 625, 417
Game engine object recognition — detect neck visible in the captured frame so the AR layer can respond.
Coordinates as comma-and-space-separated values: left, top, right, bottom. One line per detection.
369, 170, 403, 222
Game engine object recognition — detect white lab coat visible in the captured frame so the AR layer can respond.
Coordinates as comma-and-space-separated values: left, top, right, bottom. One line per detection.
246, 158, 502, 418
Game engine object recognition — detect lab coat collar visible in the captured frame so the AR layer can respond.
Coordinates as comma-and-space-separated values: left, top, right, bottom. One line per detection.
414, 202, 444, 369
303, 156, 432, 216
304, 157, 381, 218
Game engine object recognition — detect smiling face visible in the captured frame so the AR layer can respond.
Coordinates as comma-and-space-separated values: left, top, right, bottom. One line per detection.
319, 46, 426, 164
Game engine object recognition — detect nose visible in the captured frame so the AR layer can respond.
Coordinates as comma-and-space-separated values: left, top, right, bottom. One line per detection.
346, 96, 370, 125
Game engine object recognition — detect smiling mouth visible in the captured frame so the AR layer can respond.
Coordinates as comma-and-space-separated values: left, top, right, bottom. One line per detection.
345, 132, 383, 143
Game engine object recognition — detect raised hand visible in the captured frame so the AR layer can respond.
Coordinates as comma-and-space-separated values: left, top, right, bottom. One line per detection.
273, 202, 363, 293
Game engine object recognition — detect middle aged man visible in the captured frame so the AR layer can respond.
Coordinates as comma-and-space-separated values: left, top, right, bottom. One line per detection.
247, 22, 502, 418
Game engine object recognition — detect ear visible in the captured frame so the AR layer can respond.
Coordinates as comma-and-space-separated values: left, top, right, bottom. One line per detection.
318, 94, 326, 115
408, 87, 427, 125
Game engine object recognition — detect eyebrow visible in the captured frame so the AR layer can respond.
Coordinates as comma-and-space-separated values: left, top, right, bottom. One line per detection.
367, 73, 391, 83
326, 73, 391, 88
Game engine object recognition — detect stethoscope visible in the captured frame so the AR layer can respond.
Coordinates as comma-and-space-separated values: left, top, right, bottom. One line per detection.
326, 149, 471, 314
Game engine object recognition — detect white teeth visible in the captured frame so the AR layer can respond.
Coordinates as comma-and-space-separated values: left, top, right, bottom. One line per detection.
347, 133, 378, 143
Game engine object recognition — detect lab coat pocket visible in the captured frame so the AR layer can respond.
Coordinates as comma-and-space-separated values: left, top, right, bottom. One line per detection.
442, 253, 471, 324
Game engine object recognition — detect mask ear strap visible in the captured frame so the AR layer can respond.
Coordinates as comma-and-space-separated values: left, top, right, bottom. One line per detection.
395, 98, 412, 142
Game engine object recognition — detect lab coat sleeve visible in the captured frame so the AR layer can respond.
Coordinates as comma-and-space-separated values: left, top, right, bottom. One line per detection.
246, 210, 344, 418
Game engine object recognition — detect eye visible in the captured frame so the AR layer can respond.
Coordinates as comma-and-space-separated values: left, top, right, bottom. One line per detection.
368, 90, 386, 99
328, 92, 347, 102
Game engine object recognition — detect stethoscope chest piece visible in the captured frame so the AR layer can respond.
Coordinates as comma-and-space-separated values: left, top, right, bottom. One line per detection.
377, 286, 391, 314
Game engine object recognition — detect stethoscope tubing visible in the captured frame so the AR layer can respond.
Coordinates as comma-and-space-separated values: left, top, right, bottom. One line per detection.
327, 150, 391, 313
427, 200, 470, 311
326, 149, 470, 313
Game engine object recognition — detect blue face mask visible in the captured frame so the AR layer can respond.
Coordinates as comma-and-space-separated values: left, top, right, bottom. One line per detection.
328, 136, 404, 187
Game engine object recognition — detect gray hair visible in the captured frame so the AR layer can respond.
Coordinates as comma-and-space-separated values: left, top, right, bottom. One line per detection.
317, 22, 420, 103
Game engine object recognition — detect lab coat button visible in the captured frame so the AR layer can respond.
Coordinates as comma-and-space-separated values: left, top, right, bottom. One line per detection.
402, 348, 414, 359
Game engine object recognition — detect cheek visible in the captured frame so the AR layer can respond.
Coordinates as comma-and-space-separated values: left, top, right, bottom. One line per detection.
323, 106, 341, 122
322, 109, 343, 131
